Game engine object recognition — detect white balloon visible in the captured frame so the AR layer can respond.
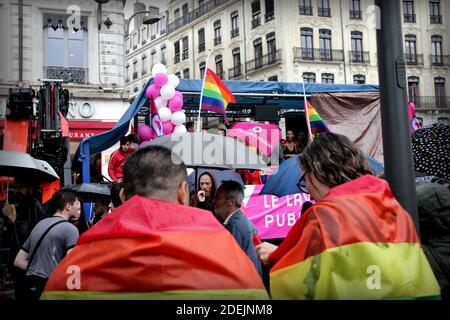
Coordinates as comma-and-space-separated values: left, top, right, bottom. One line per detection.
170, 111, 186, 126
158, 107, 172, 122
173, 125, 187, 134
160, 84, 176, 100
151, 63, 167, 76
154, 96, 168, 110
167, 74, 180, 88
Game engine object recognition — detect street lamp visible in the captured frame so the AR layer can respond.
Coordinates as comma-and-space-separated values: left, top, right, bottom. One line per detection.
124, 8, 160, 36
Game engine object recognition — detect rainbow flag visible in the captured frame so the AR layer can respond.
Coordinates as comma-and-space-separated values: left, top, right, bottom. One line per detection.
305, 101, 330, 139
41, 196, 268, 300
200, 68, 236, 116
267, 175, 440, 300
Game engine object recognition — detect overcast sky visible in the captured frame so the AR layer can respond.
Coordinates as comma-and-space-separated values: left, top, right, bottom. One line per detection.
124, 0, 168, 32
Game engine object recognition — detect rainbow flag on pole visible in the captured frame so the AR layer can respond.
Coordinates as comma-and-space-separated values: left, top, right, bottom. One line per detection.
267, 175, 440, 300
41, 196, 268, 300
200, 68, 236, 116
306, 101, 330, 139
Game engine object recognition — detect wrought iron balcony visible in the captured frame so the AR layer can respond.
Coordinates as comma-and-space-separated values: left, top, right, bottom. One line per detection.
246, 50, 282, 74
350, 10, 362, 19
318, 7, 331, 17
174, 54, 180, 64
214, 36, 222, 46
198, 43, 205, 53
349, 51, 370, 64
299, 6, 313, 15
230, 28, 239, 38
44, 66, 88, 84
251, 16, 261, 29
142, 39, 147, 45
430, 55, 450, 66
294, 48, 344, 62
412, 96, 450, 109
182, 50, 189, 60
228, 65, 242, 79
405, 53, 424, 66
430, 15, 442, 24
404, 13, 416, 22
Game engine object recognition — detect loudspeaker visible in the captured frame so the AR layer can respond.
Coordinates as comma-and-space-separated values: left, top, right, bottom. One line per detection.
254, 105, 279, 121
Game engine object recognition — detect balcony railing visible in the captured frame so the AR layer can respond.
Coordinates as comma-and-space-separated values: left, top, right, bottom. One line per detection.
412, 96, 450, 109
265, 12, 274, 22
198, 43, 205, 53
228, 65, 242, 79
349, 51, 370, 64
246, 50, 282, 74
318, 7, 331, 17
350, 10, 362, 19
182, 51, 189, 60
166, 0, 231, 34
45, 66, 88, 84
430, 14, 442, 24
404, 13, 416, 22
214, 36, 222, 46
299, 6, 313, 15
133, 71, 138, 80
174, 54, 180, 64
430, 55, 450, 66
405, 53, 424, 66
251, 16, 261, 29
231, 28, 239, 38
294, 48, 344, 62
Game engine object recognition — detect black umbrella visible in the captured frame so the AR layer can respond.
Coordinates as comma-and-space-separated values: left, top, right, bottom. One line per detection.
412, 123, 450, 180
77, 183, 111, 201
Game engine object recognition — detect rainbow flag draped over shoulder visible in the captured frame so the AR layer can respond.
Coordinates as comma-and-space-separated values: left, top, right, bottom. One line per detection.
305, 101, 330, 139
41, 196, 268, 300
268, 175, 440, 300
200, 68, 236, 116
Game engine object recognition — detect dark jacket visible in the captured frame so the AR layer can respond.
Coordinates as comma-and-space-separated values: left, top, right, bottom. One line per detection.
225, 209, 262, 278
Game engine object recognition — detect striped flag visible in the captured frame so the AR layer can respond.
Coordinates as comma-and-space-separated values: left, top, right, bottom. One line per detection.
41, 196, 268, 300
408, 100, 421, 134
200, 68, 236, 116
306, 101, 330, 140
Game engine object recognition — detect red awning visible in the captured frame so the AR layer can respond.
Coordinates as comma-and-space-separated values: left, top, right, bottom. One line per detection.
68, 120, 116, 140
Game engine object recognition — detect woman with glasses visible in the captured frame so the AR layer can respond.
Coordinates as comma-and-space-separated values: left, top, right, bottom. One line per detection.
255, 132, 440, 300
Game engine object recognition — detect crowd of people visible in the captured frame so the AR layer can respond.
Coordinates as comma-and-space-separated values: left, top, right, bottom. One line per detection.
0, 126, 448, 300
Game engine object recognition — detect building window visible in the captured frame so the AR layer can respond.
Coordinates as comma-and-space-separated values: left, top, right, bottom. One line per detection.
266, 32, 276, 64
133, 60, 138, 79
175, 71, 181, 78
126, 64, 130, 82
151, 50, 156, 68
231, 11, 239, 38
253, 38, 263, 68
133, 32, 139, 49
160, 16, 166, 34
160, 45, 166, 65
431, 35, 443, 65
182, 36, 189, 60
299, 0, 313, 15
44, 16, 88, 84
268, 75, 278, 81
198, 28, 205, 52
265, 0, 275, 22
435, 77, 446, 107
182, 4, 189, 18
174, 40, 180, 64
318, 0, 331, 17
408, 76, 420, 104
353, 74, 366, 84
151, 22, 158, 40
351, 31, 364, 62
349, 0, 362, 19
215, 55, 224, 79
251, 0, 261, 29
303, 72, 316, 83
183, 68, 190, 79
199, 61, 206, 78
141, 27, 147, 44
405, 34, 417, 64
231, 47, 241, 78
214, 20, 222, 46
174, 8, 180, 20
429, 0, 442, 24
403, 1, 416, 22
142, 55, 147, 75
301, 27, 314, 59
319, 29, 332, 60
322, 73, 334, 84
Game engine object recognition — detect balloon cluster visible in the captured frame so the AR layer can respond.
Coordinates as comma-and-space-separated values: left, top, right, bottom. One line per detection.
137, 63, 187, 147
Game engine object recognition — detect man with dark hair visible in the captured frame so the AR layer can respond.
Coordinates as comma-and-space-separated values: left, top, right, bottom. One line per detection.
185, 121, 195, 133
108, 135, 135, 182
42, 146, 268, 299
109, 181, 124, 209
214, 181, 262, 277
13, 190, 80, 300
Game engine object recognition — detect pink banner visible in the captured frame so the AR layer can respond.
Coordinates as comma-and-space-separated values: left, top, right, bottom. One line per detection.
241, 185, 311, 240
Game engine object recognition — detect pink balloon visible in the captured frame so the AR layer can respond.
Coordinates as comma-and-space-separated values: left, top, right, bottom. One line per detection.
154, 73, 168, 88
168, 97, 183, 112
146, 84, 160, 99
162, 121, 174, 135
137, 124, 153, 141
150, 129, 157, 140
174, 91, 183, 99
